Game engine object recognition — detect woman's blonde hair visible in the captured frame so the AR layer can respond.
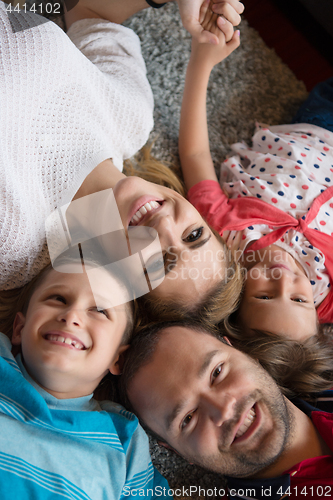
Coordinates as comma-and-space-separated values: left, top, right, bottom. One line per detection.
125, 144, 244, 327
124, 143, 185, 196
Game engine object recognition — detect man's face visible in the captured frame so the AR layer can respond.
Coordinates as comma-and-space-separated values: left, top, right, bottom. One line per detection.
128, 327, 292, 478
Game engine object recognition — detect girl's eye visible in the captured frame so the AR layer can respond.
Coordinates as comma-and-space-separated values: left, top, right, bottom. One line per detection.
181, 411, 195, 430
257, 295, 271, 300
184, 227, 204, 243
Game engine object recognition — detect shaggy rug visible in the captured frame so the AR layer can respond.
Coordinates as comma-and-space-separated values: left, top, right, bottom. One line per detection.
21, 1, 309, 497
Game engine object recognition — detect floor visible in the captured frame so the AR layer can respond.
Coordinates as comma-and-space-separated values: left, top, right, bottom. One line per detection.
243, 0, 333, 91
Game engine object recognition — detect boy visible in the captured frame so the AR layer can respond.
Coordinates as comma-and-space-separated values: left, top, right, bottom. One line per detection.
0, 262, 170, 499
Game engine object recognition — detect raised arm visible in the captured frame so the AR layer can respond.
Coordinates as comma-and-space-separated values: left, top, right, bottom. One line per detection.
64, 0, 244, 44
179, 3, 240, 190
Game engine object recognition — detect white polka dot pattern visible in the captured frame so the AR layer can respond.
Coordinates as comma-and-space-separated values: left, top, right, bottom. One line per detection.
220, 123, 333, 306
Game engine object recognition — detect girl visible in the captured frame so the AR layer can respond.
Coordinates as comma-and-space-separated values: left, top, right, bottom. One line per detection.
179, 4, 333, 341
0, 0, 244, 321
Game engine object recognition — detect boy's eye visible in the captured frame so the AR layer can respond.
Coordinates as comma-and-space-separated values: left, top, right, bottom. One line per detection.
292, 298, 306, 303
48, 295, 66, 304
93, 307, 109, 318
184, 227, 204, 243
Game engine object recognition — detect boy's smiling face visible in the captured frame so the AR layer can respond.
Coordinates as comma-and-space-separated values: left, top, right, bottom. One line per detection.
12, 266, 130, 399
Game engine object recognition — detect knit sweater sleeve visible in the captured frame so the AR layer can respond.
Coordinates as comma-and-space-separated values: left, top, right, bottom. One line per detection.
0, 3, 153, 290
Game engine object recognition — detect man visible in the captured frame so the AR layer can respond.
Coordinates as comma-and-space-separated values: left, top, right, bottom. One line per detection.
120, 322, 333, 499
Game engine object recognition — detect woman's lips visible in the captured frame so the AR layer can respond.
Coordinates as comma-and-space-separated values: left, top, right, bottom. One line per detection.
128, 196, 163, 227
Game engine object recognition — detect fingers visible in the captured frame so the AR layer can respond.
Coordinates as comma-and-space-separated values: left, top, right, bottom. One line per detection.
212, 0, 244, 16
225, 28, 240, 55
211, 1, 243, 26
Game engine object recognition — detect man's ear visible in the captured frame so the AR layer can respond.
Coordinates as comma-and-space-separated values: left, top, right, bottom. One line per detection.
12, 312, 26, 346
223, 336, 232, 346
158, 441, 193, 464
109, 344, 129, 375
157, 441, 179, 454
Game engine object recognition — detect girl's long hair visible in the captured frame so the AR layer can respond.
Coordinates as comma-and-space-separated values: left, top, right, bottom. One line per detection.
223, 319, 333, 401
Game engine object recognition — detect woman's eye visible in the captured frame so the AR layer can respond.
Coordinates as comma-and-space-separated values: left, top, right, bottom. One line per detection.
184, 227, 203, 243
146, 256, 165, 274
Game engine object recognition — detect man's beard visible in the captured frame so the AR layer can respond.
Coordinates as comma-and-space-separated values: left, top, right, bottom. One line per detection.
189, 375, 294, 478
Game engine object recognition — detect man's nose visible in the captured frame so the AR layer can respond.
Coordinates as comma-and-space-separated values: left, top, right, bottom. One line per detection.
202, 393, 236, 427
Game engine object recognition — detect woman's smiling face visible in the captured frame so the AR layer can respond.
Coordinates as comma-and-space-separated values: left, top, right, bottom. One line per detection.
112, 176, 226, 305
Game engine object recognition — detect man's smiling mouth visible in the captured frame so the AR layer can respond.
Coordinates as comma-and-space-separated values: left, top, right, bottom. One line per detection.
235, 406, 256, 439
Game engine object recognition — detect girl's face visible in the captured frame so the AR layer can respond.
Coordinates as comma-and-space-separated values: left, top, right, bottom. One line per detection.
239, 245, 317, 341
112, 177, 226, 305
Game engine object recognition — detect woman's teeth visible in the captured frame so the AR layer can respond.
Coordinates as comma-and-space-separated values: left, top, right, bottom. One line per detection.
235, 407, 256, 439
130, 201, 160, 225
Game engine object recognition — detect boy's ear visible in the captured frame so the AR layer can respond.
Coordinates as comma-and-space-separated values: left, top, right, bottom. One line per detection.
109, 344, 129, 375
223, 336, 232, 346
12, 312, 26, 345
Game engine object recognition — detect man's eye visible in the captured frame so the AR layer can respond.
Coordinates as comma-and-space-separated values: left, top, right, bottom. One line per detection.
212, 364, 223, 381
181, 412, 195, 430
184, 227, 203, 243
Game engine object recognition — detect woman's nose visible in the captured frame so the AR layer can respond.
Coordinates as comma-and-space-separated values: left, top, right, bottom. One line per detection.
152, 215, 178, 247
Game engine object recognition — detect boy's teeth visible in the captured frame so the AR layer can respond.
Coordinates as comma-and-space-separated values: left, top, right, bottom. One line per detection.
45, 334, 84, 350
130, 201, 160, 225
235, 408, 256, 439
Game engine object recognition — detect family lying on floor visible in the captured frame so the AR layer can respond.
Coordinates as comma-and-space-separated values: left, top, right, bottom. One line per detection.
1, 0, 333, 498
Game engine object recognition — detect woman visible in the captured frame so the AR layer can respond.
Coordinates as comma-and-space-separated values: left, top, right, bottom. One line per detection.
0, 0, 243, 320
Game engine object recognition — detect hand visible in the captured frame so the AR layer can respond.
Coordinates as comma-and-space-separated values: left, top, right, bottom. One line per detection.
177, 0, 244, 44
190, 1, 240, 68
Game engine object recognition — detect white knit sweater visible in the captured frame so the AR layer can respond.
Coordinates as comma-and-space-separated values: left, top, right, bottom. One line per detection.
0, 2, 154, 289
